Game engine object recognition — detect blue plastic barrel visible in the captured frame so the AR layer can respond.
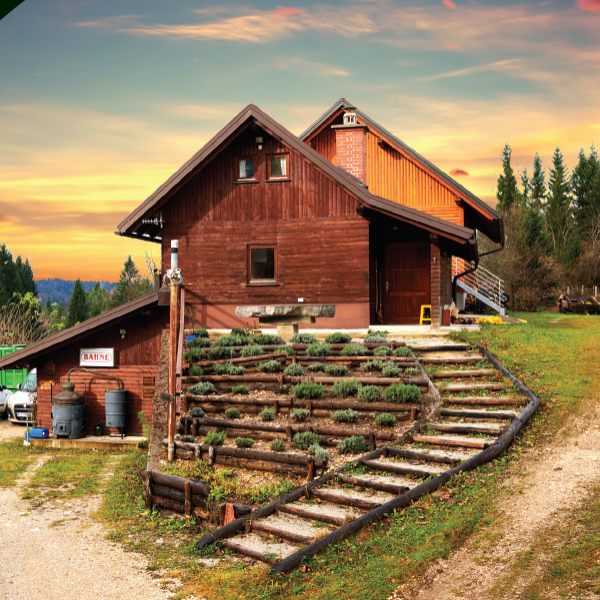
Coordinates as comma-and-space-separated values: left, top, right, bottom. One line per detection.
105, 389, 128, 433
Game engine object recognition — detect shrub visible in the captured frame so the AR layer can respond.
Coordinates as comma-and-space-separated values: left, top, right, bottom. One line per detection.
373, 346, 392, 357
365, 330, 388, 342
231, 328, 246, 336
224, 408, 241, 419
231, 385, 249, 395
293, 431, 321, 450
361, 359, 386, 372
208, 346, 235, 361
234, 437, 255, 448
331, 409, 358, 423
393, 346, 412, 357
358, 385, 382, 403
215, 333, 249, 347
270, 438, 286, 452
375, 413, 397, 427
291, 381, 325, 399
241, 344, 264, 357
307, 362, 326, 372
205, 431, 226, 446
188, 336, 211, 348
184, 347, 206, 363
258, 360, 281, 373
306, 342, 332, 357
190, 365, 204, 376
278, 346, 296, 356
214, 362, 246, 375
284, 363, 304, 377
337, 435, 368, 454
325, 332, 352, 344
290, 408, 310, 422
180, 434, 196, 442
324, 364, 349, 377
252, 333, 283, 346
332, 378, 361, 398
382, 363, 401, 378
308, 444, 331, 460
384, 383, 422, 403
404, 367, 417, 375
188, 381, 215, 396
259, 408, 276, 422
290, 333, 318, 344
189, 407, 205, 418
340, 344, 369, 357
194, 327, 209, 338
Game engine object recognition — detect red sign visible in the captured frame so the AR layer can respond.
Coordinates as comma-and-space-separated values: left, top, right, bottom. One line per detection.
79, 348, 114, 367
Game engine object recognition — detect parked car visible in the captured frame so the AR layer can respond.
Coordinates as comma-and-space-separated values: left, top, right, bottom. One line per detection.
0, 385, 12, 418
7, 368, 36, 425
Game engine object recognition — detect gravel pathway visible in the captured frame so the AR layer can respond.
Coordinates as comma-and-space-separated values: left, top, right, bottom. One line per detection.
0, 455, 177, 600
0, 420, 25, 443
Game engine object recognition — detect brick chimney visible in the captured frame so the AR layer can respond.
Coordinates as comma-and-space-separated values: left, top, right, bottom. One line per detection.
332, 109, 368, 184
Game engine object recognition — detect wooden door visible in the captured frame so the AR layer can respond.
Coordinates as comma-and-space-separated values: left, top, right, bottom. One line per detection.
384, 242, 430, 324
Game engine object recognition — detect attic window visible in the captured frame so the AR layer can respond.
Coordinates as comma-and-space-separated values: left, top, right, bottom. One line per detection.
267, 154, 289, 180
248, 245, 276, 284
237, 157, 255, 181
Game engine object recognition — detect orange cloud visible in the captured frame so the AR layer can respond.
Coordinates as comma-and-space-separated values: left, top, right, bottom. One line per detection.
450, 169, 469, 176
577, 0, 600, 11
442, 0, 457, 8
272, 6, 307, 18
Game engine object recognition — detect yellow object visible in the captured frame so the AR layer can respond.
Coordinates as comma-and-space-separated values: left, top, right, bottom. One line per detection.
475, 316, 527, 324
420, 305, 432, 325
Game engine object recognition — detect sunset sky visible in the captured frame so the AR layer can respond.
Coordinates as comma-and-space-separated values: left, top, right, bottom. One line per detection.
1, 0, 600, 281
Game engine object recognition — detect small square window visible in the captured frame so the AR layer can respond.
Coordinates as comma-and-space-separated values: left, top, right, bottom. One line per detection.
268, 154, 289, 180
248, 246, 276, 283
238, 157, 255, 180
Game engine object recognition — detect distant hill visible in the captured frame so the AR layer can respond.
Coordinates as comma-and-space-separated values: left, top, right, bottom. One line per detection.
36, 279, 117, 307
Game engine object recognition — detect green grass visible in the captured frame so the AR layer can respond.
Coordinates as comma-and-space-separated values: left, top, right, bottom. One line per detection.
0, 441, 43, 487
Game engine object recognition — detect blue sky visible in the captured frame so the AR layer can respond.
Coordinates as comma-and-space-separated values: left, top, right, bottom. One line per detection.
1, 0, 599, 279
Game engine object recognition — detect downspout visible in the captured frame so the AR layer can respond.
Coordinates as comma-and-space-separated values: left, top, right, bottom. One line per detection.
452, 218, 505, 304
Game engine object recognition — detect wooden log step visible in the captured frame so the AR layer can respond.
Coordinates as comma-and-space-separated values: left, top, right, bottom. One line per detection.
411, 434, 491, 449
430, 369, 498, 379
276, 504, 345, 526
151, 483, 207, 508
428, 422, 503, 435
221, 539, 280, 565
385, 447, 458, 466
193, 353, 288, 369
139, 469, 210, 496
310, 488, 381, 511
443, 396, 526, 406
337, 474, 409, 495
438, 383, 509, 392
413, 344, 470, 353
360, 459, 433, 479
251, 521, 313, 545
440, 408, 517, 420
420, 357, 484, 365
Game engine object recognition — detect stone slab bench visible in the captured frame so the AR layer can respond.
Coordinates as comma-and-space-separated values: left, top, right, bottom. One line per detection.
235, 305, 336, 340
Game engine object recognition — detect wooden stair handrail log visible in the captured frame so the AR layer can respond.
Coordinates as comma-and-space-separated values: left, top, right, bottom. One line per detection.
430, 369, 498, 379
360, 459, 433, 479
251, 521, 313, 544
221, 539, 279, 565
385, 447, 458, 465
411, 434, 490, 449
139, 469, 210, 497
309, 488, 381, 511
337, 474, 409, 495
270, 359, 542, 575
414, 354, 441, 402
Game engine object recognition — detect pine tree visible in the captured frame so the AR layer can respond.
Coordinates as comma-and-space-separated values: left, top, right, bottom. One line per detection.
88, 282, 109, 318
520, 168, 531, 206
572, 146, 600, 239
110, 256, 152, 308
546, 148, 573, 261
530, 153, 546, 209
66, 278, 89, 328
15, 256, 37, 296
44, 296, 52, 314
496, 144, 520, 212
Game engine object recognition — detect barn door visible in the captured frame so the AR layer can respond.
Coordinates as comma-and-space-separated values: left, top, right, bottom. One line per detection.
384, 242, 431, 324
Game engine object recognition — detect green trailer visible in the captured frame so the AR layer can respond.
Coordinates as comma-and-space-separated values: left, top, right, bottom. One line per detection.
0, 345, 28, 393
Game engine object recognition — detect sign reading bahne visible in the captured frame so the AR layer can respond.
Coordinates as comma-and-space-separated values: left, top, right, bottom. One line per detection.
79, 348, 114, 368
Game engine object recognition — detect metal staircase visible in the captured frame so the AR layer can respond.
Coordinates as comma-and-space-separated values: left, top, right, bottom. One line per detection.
452, 258, 507, 316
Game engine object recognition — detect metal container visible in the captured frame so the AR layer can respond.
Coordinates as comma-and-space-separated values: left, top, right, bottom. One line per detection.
52, 381, 85, 439
105, 389, 128, 436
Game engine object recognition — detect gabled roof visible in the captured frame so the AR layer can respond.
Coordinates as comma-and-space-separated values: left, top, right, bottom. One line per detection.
0, 291, 160, 369
116, 104, 477, 252
300, 98, 503, 244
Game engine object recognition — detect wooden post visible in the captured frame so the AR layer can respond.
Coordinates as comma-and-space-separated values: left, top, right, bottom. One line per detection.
184, 481, 191, 515
167, 280, 179, 463
307, 459, 315, 482
144, 471, 153, 510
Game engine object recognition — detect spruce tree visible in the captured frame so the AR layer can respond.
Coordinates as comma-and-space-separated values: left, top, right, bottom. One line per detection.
110, 256, 152, 308
496, 144, 520, 212
546, 148, 573, 260
44, 296, 52, 313
88, 281, 109, 317
0, 243, 23, 307
66, 278, 89, 328
520, 168, 531, 206
530, 153, 546, 208
572, 146, 600, 239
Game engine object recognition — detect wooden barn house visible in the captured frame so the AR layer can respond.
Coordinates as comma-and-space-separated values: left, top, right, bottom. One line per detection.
0, 99, 502, 434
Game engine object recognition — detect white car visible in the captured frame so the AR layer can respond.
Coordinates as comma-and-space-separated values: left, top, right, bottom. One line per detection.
0, 385, 12, 417
7, 368, 36, 425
